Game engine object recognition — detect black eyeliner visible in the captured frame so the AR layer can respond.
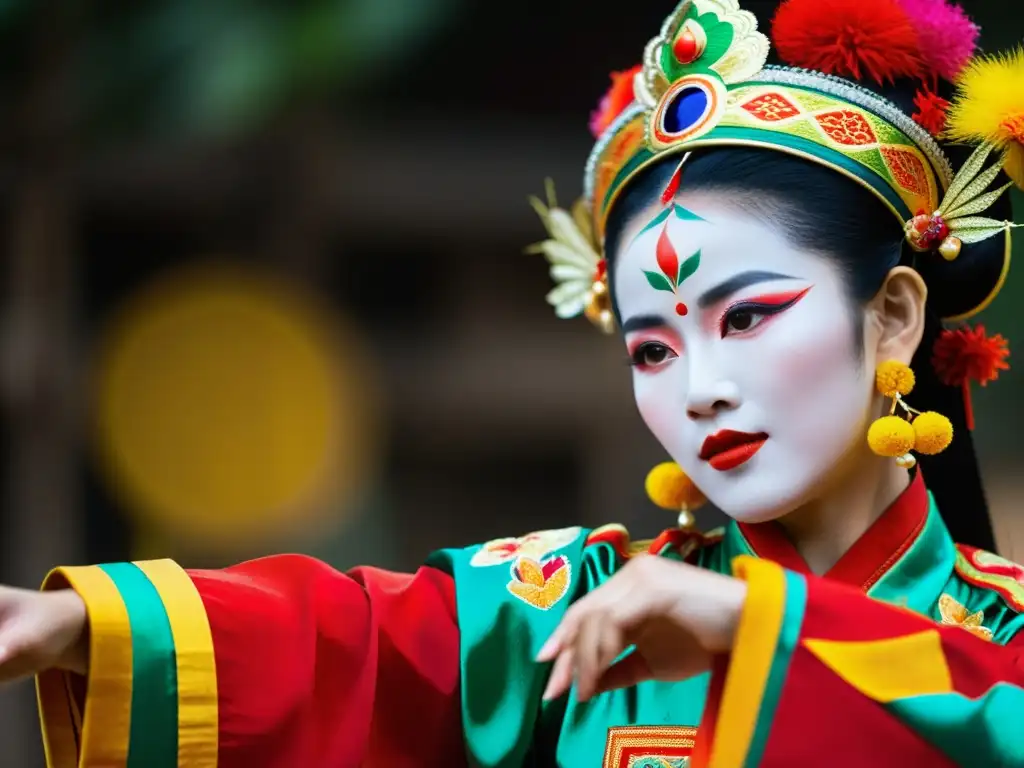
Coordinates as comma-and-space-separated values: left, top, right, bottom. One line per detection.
627, 341, 670, 367
719, 296, 803, 337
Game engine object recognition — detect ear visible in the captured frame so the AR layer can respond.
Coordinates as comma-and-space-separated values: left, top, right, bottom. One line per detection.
868, 266, 927, 364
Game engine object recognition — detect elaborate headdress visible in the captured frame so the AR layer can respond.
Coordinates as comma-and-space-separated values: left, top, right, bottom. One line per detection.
528, 0, 1022, 335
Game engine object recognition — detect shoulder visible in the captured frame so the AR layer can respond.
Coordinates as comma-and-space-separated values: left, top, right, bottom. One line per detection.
584, 523, 725, 566
426, 523, 725, 612
426, 525, 588, 615
950, 543, 1024, 614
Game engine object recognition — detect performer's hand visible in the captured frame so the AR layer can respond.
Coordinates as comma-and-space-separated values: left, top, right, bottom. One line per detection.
0, 586, 88, 684
536, 555, 746, 701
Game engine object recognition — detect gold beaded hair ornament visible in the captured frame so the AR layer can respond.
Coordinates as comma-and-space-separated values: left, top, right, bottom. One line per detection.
527, 0, 1021, 525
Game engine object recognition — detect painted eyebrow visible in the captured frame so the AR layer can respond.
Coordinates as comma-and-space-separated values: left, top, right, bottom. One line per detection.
621, 314, 669, 334
696, 270, 800, 309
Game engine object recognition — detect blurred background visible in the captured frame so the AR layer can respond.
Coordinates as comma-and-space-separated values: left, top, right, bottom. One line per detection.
0, 0, 1019, 763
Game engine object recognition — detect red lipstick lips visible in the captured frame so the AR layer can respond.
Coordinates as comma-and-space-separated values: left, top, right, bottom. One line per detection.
699, 429, 768, 471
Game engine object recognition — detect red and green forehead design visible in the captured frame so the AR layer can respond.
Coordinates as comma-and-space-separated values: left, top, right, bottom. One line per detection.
636, 204, 704, 316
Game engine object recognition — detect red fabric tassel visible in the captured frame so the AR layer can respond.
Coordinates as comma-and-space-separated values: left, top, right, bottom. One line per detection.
932, 325, 1009, 431
962, 381, 975, 431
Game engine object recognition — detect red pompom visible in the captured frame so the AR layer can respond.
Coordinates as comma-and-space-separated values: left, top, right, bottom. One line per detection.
932, 324, 1008, 430
912, 87, 950, 135
772, 0, 926, 85
933, 324, 1009, 388
589, 65, 642, 138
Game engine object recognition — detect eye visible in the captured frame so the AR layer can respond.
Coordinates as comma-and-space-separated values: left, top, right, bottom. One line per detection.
630, 341, 678, 369
718, 288, 813, 339
722, 308, 768, 336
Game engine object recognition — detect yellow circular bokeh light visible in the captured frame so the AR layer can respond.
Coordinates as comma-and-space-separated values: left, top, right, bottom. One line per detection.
92, 263, 377, 549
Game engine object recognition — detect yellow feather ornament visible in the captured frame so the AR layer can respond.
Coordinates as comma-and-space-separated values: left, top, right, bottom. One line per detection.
945, 47, 1024, 189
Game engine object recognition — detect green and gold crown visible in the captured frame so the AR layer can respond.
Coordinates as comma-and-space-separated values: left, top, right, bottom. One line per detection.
528, 0, 1024, 333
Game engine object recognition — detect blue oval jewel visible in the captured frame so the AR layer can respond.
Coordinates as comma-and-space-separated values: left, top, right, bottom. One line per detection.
663, 85, 709, 134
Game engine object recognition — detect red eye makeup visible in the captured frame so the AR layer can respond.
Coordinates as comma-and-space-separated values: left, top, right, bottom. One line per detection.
717, 286, 812, 338
625, 328, 682, 371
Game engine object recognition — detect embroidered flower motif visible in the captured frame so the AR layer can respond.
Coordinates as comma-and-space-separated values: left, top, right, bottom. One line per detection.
506, 555, 572, 610
469, 526, 581, 567
938, 593, 992, 641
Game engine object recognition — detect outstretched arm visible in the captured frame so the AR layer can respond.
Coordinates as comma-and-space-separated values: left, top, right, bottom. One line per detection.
34, 555, 465, 768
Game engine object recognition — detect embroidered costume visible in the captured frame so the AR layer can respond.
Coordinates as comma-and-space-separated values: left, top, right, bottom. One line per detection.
35, 1, 1024, 766
34, 475, 1024, 767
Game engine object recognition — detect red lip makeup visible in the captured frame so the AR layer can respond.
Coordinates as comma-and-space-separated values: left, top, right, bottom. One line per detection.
699, 429, 769, 471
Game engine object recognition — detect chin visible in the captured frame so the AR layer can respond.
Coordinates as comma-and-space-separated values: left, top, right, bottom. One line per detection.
692, 455, 813, 524
714, 494, 797, 524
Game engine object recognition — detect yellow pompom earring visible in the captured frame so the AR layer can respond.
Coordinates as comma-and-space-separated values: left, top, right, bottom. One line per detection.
867, 360, 954, 468
645, 462, 706, 529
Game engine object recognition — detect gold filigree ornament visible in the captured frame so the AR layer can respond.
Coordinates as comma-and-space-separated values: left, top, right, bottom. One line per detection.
937, 593, 993, 641
633, 0, 769, 110
904, 143, 1020, 260
526, 179, 615, 333
635, 0, 769, 153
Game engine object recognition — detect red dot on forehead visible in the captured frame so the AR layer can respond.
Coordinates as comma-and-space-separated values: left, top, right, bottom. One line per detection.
675, 302, 688, 316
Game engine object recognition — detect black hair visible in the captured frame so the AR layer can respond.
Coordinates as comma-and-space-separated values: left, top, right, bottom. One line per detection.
604, 145, 1007, 551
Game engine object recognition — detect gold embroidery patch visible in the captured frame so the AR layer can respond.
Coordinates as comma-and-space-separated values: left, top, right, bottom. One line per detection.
469, 527, 581, 567
506, 555, 572, 610
938, 593, 993, 641
602, 726, 697, 768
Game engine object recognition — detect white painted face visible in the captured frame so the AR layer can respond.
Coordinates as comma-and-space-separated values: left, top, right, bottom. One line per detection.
613, 194, 875, 522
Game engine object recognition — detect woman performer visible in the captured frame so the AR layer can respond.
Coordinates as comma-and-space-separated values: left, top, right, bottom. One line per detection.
1, 0, 1023, 765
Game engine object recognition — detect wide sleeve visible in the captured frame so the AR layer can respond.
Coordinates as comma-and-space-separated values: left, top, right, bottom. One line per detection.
691, 556, 1024, 768
35, 555, 464, 768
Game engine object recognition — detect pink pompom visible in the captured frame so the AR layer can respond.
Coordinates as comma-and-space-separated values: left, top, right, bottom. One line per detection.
896, 0, 979, 81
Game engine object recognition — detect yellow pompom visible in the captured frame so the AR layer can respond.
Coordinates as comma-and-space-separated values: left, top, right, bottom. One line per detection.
912, 411, 954, 455
645, 462, 705, 511
946, 48, 1024, 189
875, 360, 915, 397
867, 416, 916, 458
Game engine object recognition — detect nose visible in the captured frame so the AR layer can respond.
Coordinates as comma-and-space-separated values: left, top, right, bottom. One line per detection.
684, 352, 740, 420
